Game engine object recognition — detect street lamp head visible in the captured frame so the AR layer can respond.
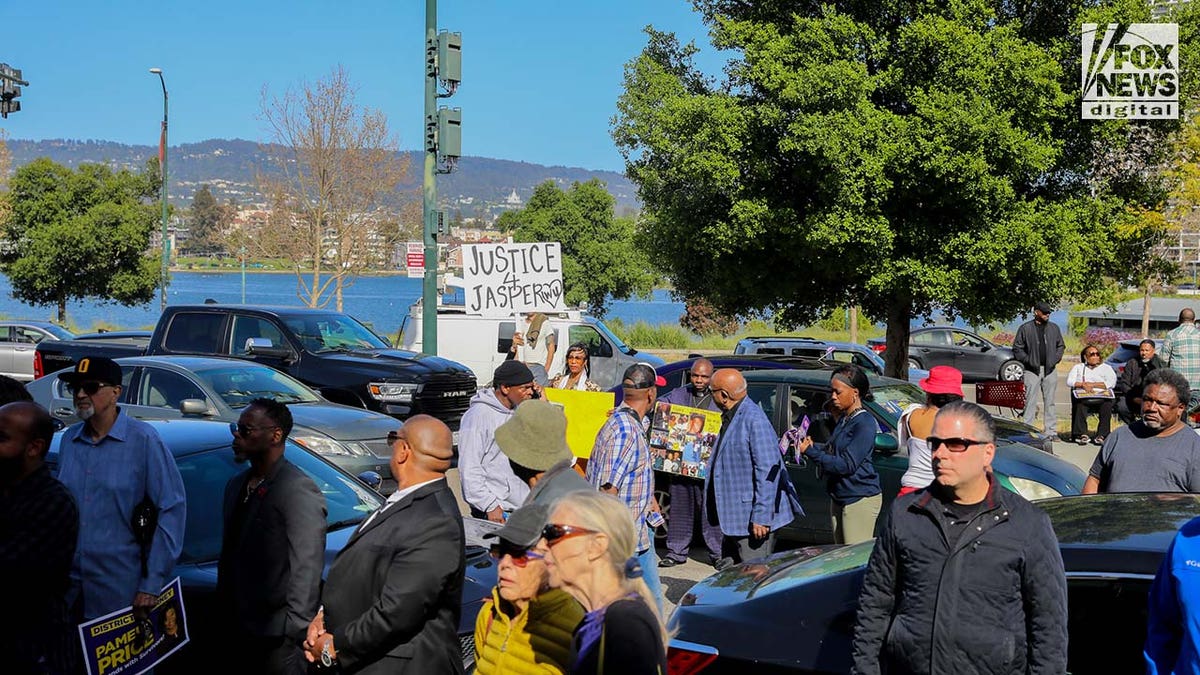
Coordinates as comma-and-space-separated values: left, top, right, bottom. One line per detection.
149, 68, 163, 74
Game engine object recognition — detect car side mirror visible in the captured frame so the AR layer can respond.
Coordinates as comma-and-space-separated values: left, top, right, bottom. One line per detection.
179, 398, 210, 416
874, 433, 900, 455
980, 344, 991, 352
357, 470, 383, 491
593, 341, 614, 359
246, 337, 293, 360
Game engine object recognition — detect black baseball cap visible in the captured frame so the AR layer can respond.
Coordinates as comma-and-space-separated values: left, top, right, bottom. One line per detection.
622, 362, 666, 389
58, 356, 124, 388
1033, 302, 1053, 314
482, 503, 550, 548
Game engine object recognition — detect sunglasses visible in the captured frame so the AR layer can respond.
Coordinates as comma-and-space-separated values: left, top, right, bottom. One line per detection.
489, 542, 545, 567
387, 430, 404, 444
927, 436, 988, 452
542, 523, 598, 546
68, 381, 114, 396
230, 422, 279, 436
1085, 351, 1100, 357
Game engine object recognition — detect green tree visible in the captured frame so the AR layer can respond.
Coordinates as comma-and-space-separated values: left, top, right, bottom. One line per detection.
185, 185, 229, 255
1, 158, 160, 322
496, 179, 655, 316
613, 1, 1193, 378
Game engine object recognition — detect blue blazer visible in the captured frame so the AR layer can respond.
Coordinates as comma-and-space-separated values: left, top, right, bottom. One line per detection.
705, 399, 802, 536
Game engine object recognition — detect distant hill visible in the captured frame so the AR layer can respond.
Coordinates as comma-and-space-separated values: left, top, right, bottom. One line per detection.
6, 138, 641, 218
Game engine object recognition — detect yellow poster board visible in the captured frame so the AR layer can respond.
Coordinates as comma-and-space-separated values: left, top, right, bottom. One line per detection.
542, 387, 617, 459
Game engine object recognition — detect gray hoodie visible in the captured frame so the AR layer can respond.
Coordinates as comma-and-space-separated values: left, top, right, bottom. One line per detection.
458, 388, 530, 513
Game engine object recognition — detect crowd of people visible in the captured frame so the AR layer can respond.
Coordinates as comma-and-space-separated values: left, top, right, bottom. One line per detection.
13, 300, 1200, 674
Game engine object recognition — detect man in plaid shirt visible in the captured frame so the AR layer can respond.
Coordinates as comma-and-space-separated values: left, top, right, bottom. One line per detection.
586, 363, 664, 606
1162, 308, 1200, 410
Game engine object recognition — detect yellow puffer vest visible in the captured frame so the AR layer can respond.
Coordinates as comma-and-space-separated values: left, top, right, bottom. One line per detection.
474, 587, 584, 675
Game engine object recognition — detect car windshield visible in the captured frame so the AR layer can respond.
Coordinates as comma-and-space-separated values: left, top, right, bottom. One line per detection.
194, 365, 322, 407
282, 314, 389, 353
870, 383, 927, 424
42, 324, 75, 340
177, 443, 381, 564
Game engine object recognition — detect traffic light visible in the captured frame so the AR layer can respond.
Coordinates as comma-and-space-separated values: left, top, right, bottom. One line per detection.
0, 64, 24, 118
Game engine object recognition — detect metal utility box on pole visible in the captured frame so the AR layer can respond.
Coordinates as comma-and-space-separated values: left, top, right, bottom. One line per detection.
421, 1, 462, 356
0, 64, 26, 118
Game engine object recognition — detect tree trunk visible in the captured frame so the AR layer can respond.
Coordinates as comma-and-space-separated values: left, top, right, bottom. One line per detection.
849, 305, 859, 344
884, 298, 912, 380
335, 276, 344, 312
309, 266, 320, 308
57, 297, 66, 324
1141, 282, 1153, 338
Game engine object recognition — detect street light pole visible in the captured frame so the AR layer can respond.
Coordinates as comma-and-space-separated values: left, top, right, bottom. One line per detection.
150, 68, 169, 311
422, 0, 439, 355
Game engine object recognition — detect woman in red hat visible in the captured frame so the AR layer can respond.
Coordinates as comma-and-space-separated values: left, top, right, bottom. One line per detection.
898, 366, 965, 496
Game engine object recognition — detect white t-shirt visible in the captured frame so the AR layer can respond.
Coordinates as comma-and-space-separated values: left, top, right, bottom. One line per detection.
1067, 363, 1117, 389
521, 319, 556, 367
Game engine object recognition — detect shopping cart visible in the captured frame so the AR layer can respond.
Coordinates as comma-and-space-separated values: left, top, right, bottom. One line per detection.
975, 380, 1026, 418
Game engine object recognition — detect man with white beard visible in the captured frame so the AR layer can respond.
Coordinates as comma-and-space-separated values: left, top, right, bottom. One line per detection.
1084, 367, 1200, 494
56, 356, 186, 622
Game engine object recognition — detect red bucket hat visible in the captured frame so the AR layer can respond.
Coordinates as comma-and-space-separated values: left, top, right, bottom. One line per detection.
919, 366, 964, 397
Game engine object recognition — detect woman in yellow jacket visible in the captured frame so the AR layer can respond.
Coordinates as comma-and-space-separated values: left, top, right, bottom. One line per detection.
476, 504, 585, 675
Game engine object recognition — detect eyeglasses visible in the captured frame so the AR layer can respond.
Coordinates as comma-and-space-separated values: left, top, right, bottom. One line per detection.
489, 542, 545, 567
387, 430, 404, 444
68, 381, 113, 396
230, 422, 279, 436
542, 523, 598, 546
1085, 351, 1100, 357
927, 436, 988, 452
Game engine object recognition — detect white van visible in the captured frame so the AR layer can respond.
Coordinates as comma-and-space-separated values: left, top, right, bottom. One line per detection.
399, 304, 664, 390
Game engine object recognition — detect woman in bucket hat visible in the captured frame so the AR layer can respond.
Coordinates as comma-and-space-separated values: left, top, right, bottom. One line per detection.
898, 366, 966, 496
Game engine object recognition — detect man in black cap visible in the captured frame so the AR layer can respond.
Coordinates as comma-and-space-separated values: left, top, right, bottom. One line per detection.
460, 360, 538, 521
1013, 302, 1065, 436
495, 398, 592, 506
55, 356, 186, 621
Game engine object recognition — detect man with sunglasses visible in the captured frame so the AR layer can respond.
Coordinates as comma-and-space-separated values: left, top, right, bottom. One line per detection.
56, 356, 186, 623
852, 400, 1067, 675
218, 398, 326, 674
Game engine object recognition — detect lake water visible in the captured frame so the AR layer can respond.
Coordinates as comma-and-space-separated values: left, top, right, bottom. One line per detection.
0, 271, 1064, 338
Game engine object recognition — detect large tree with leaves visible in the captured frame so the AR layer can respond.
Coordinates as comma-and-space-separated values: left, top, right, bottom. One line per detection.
614, 0, 1198, 377
496, 179, 655, 316
1, 158, 160, 322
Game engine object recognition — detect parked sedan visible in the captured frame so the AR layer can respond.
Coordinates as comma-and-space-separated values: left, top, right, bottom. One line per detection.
669, 492, 1199, 675
44, 419, 496, 675
29, 356, 401, 492
733, 336, 930, 384
0, 320, 74, 381
868, 326, 1023, 382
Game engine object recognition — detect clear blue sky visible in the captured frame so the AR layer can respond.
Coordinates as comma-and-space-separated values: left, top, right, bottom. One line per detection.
0, 1, 725, 172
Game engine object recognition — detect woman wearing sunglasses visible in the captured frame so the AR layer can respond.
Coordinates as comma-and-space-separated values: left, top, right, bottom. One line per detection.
537, 491, 667, 675
549, 343, 602, 392
796, 364, 883, 544
1067, 343, 1117, 445
476, 503, 584, 675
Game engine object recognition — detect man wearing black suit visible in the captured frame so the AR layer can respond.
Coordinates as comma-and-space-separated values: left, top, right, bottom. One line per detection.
218, 398, 326, 674
304, 414, 465, 674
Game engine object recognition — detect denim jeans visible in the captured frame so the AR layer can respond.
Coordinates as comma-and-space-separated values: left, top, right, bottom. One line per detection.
636, 533, 663, 614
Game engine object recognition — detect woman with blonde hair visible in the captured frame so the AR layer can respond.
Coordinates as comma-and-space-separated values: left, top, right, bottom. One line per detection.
537, 490, 667, 675
474, 504, 584, 675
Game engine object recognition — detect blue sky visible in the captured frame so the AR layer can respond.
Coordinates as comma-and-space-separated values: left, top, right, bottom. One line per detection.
0, 1, 726, 172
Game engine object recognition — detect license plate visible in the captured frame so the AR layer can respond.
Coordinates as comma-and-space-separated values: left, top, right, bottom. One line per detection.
452, 431, 460, 447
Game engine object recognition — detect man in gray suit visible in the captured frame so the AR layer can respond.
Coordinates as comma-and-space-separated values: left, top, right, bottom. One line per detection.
304, 414, 465, 674
218, 398, 327, 674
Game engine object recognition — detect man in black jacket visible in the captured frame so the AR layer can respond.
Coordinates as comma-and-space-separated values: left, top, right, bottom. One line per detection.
304, 414, 465, 674
1012, 302, 1066, 437
218, 398, 326, 674
1115, 339, 1164, 424
851, 401, 1067, 675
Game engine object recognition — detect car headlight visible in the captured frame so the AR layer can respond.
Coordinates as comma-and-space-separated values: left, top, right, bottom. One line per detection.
368, 382, 419, 403
1008, 477, 1062, 501
293, 434, 369, 458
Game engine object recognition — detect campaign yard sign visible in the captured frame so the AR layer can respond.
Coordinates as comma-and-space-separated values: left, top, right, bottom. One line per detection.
1082, 23, 1178, 120
650, 401, 723, 480
462, 242, 566, 316
79, 578, 188, 675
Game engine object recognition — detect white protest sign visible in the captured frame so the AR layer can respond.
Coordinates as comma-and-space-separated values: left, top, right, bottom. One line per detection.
462, 242, 566, 316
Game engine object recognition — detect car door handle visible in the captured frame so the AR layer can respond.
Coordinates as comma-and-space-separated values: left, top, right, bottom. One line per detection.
53, 407, 74, 417
919, 348, 931, 353
14, 347, 30, 352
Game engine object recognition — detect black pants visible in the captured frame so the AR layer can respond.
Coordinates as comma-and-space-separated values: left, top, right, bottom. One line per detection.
229, 635, 308, 675
1117, 396, 1140, 425
722, 531, 776, 563
1071, 397, 1114, 439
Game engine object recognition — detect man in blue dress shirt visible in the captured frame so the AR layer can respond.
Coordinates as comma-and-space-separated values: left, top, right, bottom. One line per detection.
57, 356, 186, 621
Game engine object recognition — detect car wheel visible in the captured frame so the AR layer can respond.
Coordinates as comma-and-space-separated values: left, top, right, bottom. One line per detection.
907, 358, 921, 372
1000, 360, 1024, 382
653, 487, 670, 541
